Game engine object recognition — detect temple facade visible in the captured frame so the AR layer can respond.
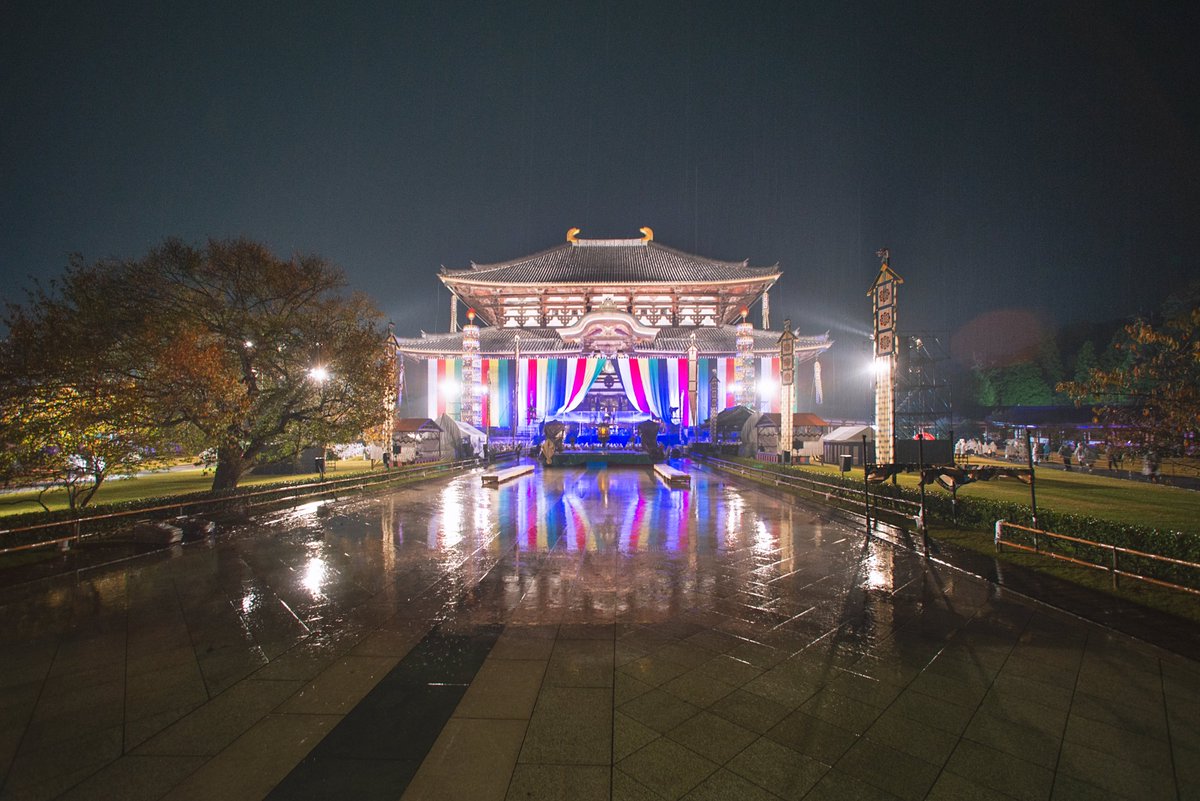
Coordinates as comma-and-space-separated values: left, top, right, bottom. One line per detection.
392, 228, 831, 437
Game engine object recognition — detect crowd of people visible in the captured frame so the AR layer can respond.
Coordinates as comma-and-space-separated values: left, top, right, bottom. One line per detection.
953, 438, 996, 458
956, 435, 1163, 483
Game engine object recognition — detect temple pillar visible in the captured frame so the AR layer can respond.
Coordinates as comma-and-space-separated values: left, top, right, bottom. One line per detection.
687, 335, 698, 433
762, 290, 770, 330
450, 294, 459, 333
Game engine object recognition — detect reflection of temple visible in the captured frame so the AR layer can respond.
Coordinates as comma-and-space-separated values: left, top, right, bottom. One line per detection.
393, 229, 832, 438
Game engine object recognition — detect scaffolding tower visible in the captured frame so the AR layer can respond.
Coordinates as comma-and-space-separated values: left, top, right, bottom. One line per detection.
894, 333, 953, 440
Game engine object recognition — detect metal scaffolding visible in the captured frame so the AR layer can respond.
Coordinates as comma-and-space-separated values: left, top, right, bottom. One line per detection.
894, 332, 953, 440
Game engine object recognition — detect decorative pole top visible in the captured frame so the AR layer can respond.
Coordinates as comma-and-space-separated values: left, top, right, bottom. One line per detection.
466, 308, 476, 322
868, 248, 904, 294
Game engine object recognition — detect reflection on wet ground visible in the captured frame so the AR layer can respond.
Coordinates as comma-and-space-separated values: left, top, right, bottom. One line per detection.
0, 463, 1196, 801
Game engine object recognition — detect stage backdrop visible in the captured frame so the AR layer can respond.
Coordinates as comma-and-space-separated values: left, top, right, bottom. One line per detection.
425, 356, 791, 426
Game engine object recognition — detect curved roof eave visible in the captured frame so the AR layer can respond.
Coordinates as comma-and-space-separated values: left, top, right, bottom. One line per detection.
439, 272, 782, 289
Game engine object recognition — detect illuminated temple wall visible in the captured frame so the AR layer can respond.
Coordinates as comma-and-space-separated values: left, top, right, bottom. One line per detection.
422, 356, 790, 426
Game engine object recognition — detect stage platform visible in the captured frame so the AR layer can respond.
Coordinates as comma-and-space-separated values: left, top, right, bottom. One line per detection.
481, 463, 535, 486
547, 450, 657, 467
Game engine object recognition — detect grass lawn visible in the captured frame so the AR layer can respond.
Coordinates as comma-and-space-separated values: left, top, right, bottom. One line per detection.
0, 458, 380, 519
930, 524, 1200, 624
796, 459, 1200, 533
729, 458, 1200, 624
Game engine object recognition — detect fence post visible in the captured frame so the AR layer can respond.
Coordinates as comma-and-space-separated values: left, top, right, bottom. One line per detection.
918, 433, 928, 555
1111, 547, 1119, 590
994, 520, 1004, 553
861, 434, 872, 537
1025, 427, 1039, 530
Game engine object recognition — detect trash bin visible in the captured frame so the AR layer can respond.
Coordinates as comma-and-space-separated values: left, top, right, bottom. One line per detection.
781, 451, 792, 465
839, 454, 853, 473
314, 456, 326, 474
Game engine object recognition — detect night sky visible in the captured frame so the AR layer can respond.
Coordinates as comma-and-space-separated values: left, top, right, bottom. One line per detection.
4, 1, 1198, 414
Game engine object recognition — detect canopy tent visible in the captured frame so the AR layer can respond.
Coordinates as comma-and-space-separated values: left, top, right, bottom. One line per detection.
822, 424, 876, 466
437, 413, 487, 458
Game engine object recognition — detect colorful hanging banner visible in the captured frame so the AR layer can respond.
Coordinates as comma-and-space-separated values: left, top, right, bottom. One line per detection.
557, 358, 606, 414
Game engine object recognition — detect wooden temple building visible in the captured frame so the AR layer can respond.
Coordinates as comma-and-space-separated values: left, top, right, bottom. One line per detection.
392, 228, 832, 440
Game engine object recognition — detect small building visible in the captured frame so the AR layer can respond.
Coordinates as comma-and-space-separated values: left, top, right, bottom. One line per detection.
393, 418, 444, 464
822, 425, 876, 466
754, 412, 830, 461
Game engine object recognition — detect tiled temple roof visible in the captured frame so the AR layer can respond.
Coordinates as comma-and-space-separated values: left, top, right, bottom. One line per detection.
646, 326, 830, 357
440, 239, 780, 286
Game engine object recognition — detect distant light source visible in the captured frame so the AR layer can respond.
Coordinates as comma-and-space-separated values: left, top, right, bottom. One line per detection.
244, 340, 254, 349
308, 365, 330, 384
756, 378, 776, 398
440, 379, 461, 398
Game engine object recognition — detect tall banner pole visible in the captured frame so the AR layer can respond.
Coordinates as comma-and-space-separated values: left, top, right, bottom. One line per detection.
1025, 427, 1039, 529
778, 320, 795, 464
869, 248, 903, 465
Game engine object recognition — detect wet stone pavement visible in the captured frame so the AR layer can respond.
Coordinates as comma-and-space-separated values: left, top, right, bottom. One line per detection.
0, 463, 1197, 801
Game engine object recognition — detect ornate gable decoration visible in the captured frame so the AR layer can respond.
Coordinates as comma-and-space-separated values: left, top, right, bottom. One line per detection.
558, 306, 659, 357
869, 248, 903, 358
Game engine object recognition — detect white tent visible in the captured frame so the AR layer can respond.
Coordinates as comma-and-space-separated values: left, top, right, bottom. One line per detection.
822, 424, 875, 443
821, 424, 875, 466
436, 414, 488, 458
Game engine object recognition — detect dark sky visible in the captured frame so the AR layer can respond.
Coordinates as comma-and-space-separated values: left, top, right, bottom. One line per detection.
4, 1, 1198, 412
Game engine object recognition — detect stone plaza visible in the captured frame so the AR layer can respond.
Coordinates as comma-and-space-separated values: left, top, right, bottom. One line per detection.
0, 464, 1195, 800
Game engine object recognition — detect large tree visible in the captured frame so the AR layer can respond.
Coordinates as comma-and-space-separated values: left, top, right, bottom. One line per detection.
0, 382, 169, 512
1060, 283, 1200, 468
3, 238, 391, 493
1, 278, 175, 509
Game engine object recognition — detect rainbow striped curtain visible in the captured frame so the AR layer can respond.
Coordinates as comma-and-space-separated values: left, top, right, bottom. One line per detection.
426, 359, 463, 419
557, 358, 606, 414
433, 355, 762, 427
615, 358, 662, 417
482, 358, 516, 428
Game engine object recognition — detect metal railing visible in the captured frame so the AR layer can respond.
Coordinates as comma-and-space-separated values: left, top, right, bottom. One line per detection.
697, 455, 921, 522
995, 520, 1200, 595
0, 459, 481, 556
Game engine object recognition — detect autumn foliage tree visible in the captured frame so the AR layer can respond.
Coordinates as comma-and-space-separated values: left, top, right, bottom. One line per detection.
1059, 283, 1200, 471
2, 238, 391, 494
1, 268, 175, 509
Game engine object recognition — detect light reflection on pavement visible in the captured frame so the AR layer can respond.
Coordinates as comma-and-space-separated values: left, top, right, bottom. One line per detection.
0, 462, 1195, 801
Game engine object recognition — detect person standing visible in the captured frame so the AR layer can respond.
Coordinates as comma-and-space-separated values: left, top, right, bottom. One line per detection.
1059, 442, 1073, 471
